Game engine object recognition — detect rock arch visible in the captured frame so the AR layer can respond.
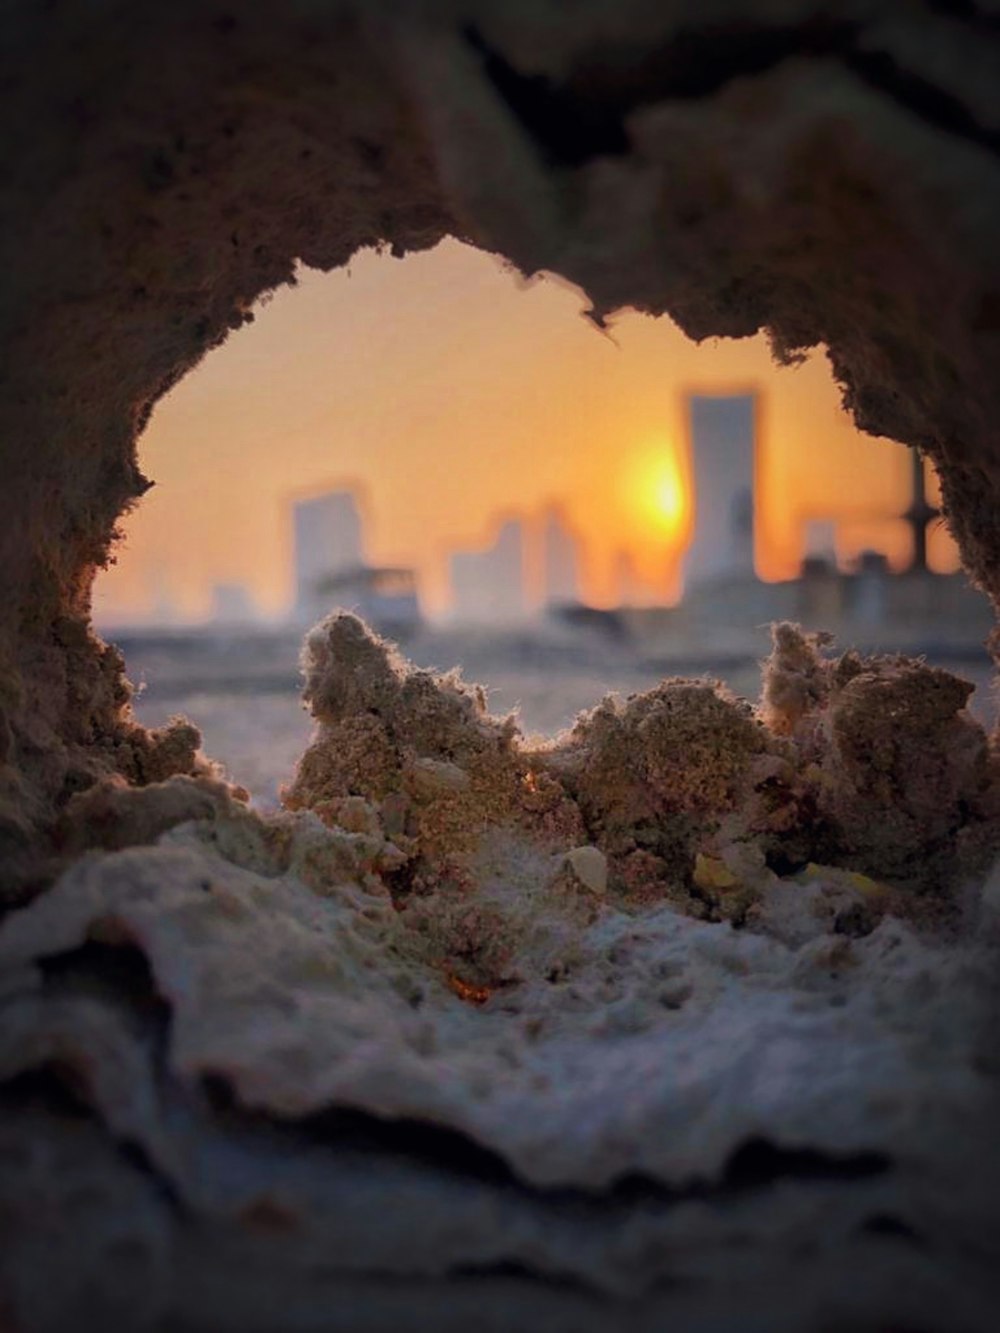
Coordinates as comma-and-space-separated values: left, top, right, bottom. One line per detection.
2, 4, 1000, 1330
3, 2, 1000, 875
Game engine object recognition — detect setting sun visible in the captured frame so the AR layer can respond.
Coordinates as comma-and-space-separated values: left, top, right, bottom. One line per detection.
91, 241, 955, 621
625, 445, 689, 548
653, 456, 686, 535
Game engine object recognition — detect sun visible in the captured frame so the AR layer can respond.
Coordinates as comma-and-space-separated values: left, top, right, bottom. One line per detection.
653, 458, 685, 533
628, 445, 688, 543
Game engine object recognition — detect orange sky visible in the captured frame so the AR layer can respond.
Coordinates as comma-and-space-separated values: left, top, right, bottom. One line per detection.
93, 238, 959, 625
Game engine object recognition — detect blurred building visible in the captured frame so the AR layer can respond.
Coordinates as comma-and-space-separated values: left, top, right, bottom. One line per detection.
291, 487, 421, 632
313, 565, 421, 636
802, 518, 838, 566
683, 393, 757, 592
450, 516, 526, 623
618, 401, 992, 657
541, 504, 581, 608
149, 569, 180, 627
293, 489, 364, 618
210, 582, 258, 626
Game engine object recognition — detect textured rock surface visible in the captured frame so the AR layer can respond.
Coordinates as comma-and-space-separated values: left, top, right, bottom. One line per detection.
4, 0, 1000, 880
4, 2, 1000, 1328
1, 781, 999, 1330
2, 619, 1000, 1329
285, 616, 999, 918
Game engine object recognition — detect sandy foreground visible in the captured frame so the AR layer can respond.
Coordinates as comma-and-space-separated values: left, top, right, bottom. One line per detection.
2, 616, 999, 1331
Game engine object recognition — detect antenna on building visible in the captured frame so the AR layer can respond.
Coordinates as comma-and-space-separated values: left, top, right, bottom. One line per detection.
903, 450, 939, 573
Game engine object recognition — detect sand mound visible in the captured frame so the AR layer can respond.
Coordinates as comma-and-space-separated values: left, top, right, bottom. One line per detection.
1, 617, 998, 1330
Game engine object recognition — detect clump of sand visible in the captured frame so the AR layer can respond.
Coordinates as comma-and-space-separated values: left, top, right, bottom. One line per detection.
2, 614, 999, 1331
761, 622, 1000, 887
281, 614, 1000, 949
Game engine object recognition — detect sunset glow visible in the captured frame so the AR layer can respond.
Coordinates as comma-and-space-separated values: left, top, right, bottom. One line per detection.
651, 452, 687, 539
91, 238, 960, 626
655, 473, 685, 535
624, 445, 689, 548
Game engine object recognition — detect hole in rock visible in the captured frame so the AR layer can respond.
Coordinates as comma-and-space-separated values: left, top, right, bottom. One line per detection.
93, 238, 994, 808
6, 14, 1000, 1330
0, 1067, 97, 1123
39, 941, 172, 1047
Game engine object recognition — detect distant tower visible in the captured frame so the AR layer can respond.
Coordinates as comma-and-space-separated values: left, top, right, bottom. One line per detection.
293, 490, 365, 617
450, 516, 526, 622
149, 568, 179, 627
541, 504, 581, 607
903, 450, 938, 573
683, 394, 757, 592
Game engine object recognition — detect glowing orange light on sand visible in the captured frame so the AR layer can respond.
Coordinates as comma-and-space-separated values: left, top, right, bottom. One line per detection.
445, 972, 492, 1006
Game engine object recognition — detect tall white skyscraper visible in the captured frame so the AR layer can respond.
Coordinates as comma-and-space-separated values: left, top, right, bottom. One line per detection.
293, 489, 364, 617
450, 517, 526, 623
541, 504, 581, 607
683, 393, 757, 592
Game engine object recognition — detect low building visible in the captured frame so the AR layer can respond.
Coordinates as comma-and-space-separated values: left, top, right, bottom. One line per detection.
293, 489, 365, 618
310, 564, 421, 636
449, 517, 526, 623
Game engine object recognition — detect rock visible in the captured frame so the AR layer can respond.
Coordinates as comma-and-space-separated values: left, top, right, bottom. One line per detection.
693, 852, 739, 893
563, 845, 607, 894
3, 4, 1000, 1327
5, 0, 1000, 900
406, 757, 472, 799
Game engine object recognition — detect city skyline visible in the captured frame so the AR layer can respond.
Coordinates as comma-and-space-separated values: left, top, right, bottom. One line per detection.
101, 438, 949, 630
91, 239, 960, 627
